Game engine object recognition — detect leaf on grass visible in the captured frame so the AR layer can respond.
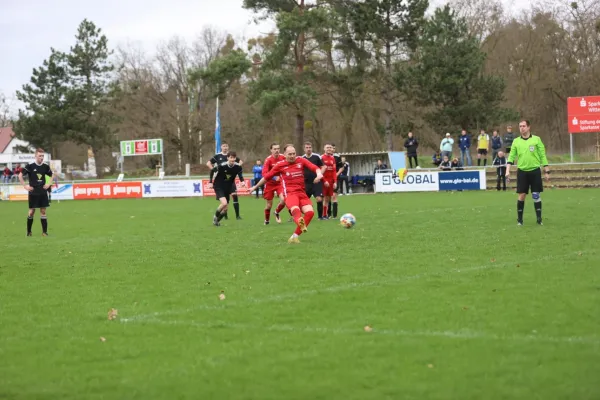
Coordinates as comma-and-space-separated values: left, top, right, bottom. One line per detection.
219, 292, 226, 300
578, 252, 582, 256
107, 308, 118, 320
100, 337, 106, 342
245, 270, 250, 274
363, 325, 373, 332
490, 258, 496, 263
462, 307, 469, 310
516, 264, 520, 268
427, 364, 434, 368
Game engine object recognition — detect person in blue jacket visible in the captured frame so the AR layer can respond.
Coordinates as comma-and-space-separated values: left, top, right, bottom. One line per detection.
252, 160, 263, 198
458, 129, 472, 167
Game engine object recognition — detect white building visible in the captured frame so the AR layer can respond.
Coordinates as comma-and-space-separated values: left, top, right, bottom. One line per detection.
0, 127, 52, 167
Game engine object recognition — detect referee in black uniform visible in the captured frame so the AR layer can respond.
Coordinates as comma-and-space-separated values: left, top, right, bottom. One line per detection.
18, 148, 53, 236
302, 141, 324, 219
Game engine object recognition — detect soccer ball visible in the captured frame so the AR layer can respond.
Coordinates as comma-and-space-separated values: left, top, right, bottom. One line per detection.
339, 213, 356, 229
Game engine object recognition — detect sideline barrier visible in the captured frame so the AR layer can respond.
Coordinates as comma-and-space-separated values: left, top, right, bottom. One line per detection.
375, 170, 486, 193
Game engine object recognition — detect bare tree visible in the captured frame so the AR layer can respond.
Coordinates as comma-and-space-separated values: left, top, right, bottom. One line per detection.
0, 92, 14, 127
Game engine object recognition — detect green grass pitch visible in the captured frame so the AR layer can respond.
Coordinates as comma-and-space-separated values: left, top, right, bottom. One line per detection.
1, 190, 599, 400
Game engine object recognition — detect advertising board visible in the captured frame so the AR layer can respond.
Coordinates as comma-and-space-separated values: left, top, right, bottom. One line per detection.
73, 182, 142, 200
141, 180, 203, 198
375, 172, 439, 193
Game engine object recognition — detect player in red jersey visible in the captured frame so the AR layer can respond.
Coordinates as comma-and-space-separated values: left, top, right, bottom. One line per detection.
262, 143, 287, 224
320, 143, 338, 220
249, 144, 324, 243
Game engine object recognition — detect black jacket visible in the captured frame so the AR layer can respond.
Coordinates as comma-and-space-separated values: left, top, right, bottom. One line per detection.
404, 137, 419, 156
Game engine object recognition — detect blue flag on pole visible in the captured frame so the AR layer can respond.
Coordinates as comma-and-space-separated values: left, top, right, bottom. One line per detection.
215, 97, 221, 154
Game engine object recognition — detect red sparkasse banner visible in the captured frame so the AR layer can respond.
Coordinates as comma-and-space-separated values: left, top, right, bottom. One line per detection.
73, 182, 143, 200
134, 140, 148, 154
567, 96, 600, 133
201, 179, 253, 197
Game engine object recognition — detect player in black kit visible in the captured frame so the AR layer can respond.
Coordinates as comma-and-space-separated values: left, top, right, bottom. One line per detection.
207, 142, 243, 220
302, 142, 324, 219
18, 148, 53, 236
210, 151, 246, 226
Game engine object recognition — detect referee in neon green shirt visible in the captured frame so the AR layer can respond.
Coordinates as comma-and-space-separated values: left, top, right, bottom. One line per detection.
506, 119, 550, 225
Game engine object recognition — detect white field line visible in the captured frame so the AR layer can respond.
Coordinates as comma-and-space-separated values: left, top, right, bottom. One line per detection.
121, 250, 593, 323
126, 318, 600, 346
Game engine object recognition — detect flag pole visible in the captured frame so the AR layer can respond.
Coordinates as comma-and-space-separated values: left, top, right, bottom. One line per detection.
215, 97, 221, 155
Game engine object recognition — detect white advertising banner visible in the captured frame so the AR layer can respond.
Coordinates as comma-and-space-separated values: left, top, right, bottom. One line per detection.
141, 180, 204, 198
0, 153, 52, 165
51, 183, 74, 200
375, 172, 439, 193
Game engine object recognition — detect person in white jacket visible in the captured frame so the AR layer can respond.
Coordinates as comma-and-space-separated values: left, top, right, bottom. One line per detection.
440, 133, 454, 159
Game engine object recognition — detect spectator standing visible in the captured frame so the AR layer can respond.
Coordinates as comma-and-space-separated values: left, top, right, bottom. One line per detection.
440, 133, 454, 159
338, 156, 350, 195
493, 151, 507, 191
504, 125, 515, 155
404, 132, 419, 168
477, 129, 490, 166
458, 129, 472, 167
252, 159, 263, 198
491, 130, 503, 162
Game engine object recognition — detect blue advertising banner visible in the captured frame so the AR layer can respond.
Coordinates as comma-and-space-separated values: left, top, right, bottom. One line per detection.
438, 170, 485, 191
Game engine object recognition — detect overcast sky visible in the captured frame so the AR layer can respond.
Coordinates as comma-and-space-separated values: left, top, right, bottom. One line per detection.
1, 0, 531, 113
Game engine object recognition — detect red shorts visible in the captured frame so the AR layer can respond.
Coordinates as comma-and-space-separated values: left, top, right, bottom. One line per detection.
284, 192, 312, 210
322, 180, 334, 197
263, 182, 282, 200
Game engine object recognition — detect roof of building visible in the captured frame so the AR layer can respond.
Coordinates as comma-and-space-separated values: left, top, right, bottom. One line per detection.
0, 126, 16, 153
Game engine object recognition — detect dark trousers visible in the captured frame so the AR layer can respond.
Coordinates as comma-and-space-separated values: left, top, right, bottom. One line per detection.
497, 174, 506, 191
408, 155, 418, 168
253, 178, 262, 197
337, 176, 349, 194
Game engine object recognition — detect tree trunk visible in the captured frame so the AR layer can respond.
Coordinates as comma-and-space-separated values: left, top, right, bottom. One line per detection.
384, 12, 394, 151
295, 113, 304, 151
293, 0, 306, 152
340, 105, 356, 151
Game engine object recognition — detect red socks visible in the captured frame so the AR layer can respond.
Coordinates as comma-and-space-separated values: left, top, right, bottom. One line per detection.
264, 208, 271, 222
304, 210, 314, 226
291, 208, 302, 223
275, 202, 285, 214
323, 205, 328, 218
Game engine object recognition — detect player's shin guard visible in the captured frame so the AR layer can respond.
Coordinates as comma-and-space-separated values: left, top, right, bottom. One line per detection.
275, 202, 285, 214
264, 208, 271, 222
517, 200, 524, 223
304, 210, 314, 227
27, 216, 33, 233
323, 205, 328, 218
41, 215, 48, 233
332, 202, 338, 218
232, 194, 240, 217
317, 201, 323, 218
532, 192, 542, 221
